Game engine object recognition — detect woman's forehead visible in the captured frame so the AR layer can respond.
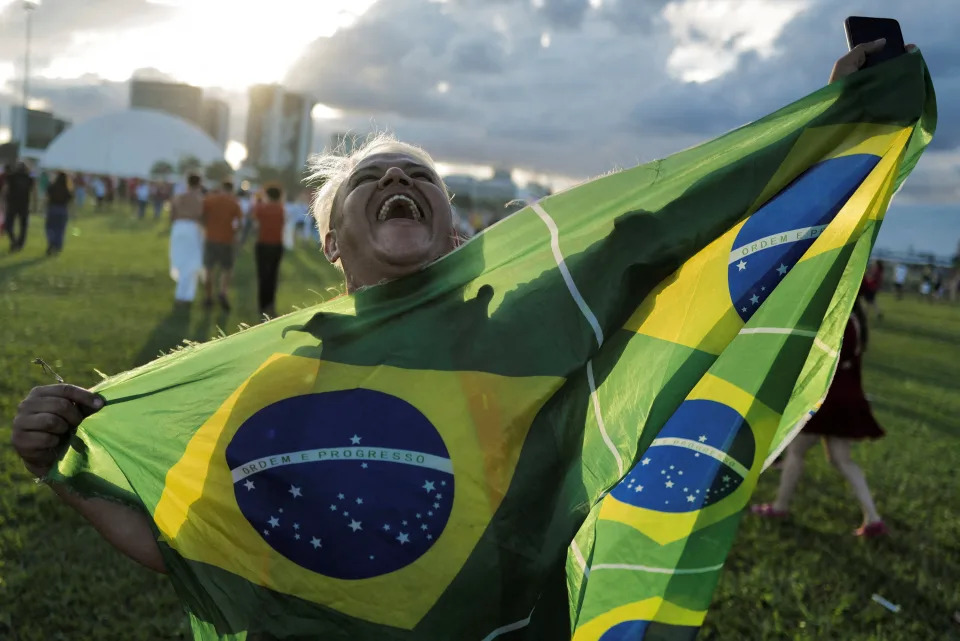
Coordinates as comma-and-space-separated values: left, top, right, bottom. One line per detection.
352, 152, 431, 173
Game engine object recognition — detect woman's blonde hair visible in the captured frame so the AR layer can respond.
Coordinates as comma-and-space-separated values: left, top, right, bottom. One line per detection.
307, 132, 446, 266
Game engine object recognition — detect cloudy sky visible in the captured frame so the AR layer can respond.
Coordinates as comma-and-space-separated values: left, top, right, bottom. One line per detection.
0, 0, 956, 254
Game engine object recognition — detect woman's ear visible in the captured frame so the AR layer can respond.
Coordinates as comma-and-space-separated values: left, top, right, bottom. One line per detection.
323, 229, 340, 264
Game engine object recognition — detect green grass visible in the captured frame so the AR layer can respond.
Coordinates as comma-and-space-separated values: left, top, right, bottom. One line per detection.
1, 205, 958, 640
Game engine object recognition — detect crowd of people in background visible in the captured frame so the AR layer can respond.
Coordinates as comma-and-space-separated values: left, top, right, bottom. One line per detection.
0, 162, 316, 319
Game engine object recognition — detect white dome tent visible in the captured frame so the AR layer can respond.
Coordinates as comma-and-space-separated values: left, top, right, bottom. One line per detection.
40, 108, 224, 179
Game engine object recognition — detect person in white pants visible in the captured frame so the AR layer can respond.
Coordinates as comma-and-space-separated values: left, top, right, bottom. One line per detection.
168, 175, 205, 305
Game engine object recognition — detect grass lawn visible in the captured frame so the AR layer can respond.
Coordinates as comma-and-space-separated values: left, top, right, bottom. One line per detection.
1, 204, 958, 640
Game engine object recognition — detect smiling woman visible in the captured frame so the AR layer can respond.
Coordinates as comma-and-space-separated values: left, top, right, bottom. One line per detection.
308, 133, 457, 291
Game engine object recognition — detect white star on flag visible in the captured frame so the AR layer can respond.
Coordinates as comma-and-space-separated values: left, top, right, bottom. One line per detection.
294, 533, 300, 540
421, 524, 428, 531
350, 434, 361, 445
293, 523, 299, 530
310, 537, 321, 549
433, 502, 439, 509
435, 493, 443, 500
289, 485, 302, 498
268, 516, 280, 528
665, 481, 674, 488
427, 534, 433, 540
642, 457, 651, 465
737, 260, 747, 271
397, 532, 410, 545
244, 480, 255, 491
423, 480, 435, 493
361, 463, 368, 469
698, 435, 707, 442
329, 504, 337, 511
687, 495, 696, 503
382, 524, 391, 531
634, 485, 644, 492
337, 493, 345, 500
777, 263, 788, 275
741, 307, 747, 313
428, 510, 433, 516
750, 294, 760, 305
348, 520, 362, 532
356, 497, 364, 505
723, 475, 731, 482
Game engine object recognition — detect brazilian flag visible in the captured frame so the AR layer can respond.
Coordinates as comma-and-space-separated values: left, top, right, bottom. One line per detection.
53, 52, 935, 640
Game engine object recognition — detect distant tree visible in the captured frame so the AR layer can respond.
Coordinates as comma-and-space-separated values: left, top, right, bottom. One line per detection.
150, 160, 174, 179
255, 165, 304, 198
177, 155, 203, 176
204, 160, 234, 184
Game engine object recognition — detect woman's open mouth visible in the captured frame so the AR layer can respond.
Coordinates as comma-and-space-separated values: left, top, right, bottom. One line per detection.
377, 194, 424, 223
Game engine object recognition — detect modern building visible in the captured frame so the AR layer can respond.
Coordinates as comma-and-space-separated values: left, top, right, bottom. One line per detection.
129, 79, 203, 125
245, 85, 314, 175
40, 108, 224, 179
10, 106, 70, 152
200, 98, 230, 149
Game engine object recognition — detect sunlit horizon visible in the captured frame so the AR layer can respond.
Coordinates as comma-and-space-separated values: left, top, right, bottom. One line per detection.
33, 0, 379, 92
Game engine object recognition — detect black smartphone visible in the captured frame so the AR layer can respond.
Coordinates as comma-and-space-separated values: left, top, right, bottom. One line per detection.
844, 16, 906, 68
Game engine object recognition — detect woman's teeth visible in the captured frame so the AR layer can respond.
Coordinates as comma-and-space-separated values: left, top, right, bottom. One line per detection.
378, 194, 423, 222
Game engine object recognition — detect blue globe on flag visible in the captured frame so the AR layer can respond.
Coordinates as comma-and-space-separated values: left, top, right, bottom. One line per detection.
727, 154, 878, 322
611, 399, 754, 513
226, 389, 454, 580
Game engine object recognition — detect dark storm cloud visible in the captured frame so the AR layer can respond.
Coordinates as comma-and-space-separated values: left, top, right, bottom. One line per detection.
537, 0, 591, 30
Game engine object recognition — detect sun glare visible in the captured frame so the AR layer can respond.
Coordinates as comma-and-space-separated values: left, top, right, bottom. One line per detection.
37, 0, 379, 91
225, 140, 248, 170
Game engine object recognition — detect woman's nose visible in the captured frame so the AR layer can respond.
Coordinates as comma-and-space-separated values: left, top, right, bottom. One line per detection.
378, 167, 412, 189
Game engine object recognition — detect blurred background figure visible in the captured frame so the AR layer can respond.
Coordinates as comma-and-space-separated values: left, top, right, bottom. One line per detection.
894, 262, 908, 299
73, 174, 86, 210
752, 295, 886, 537
44, 172, 72, 256
253, 186, 286, 318
168, 174, 205, 306
202, 181, 242, 310
135, 179, 150, 219
0, 164, 8, 235
862, 259, 885, 319
92, 176, 106, 211
151, 181, 169, 220
920, 263, 933, 299
5, 162, 35, 252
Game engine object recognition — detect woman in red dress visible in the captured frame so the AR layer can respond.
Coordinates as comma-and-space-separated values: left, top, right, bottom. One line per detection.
752, 297, 887, 537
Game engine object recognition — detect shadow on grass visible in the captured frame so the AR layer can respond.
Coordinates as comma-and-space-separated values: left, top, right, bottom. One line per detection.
869, 396, 957, 438
876, 315, 960, 347
0, 256, 49, 283
132, 304, 229, 367
866, 359, 960, 395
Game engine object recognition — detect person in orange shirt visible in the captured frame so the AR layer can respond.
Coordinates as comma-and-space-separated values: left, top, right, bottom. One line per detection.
202, 181, 243, 310
253, 186, 286, 317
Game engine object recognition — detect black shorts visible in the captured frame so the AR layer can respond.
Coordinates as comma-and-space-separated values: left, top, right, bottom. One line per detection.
204, 241, 235, 270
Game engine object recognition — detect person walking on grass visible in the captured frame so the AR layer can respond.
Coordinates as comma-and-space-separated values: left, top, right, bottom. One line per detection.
135, 180, 150, 220
253, 185, 286, 318
894, 262, 908, 299
5, 162, 34, 252
752, 295, 887, 537
44, 172, 72, 256
862, 259, 884, 320
169, 174, 205, 306
202, 181, 242, 311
